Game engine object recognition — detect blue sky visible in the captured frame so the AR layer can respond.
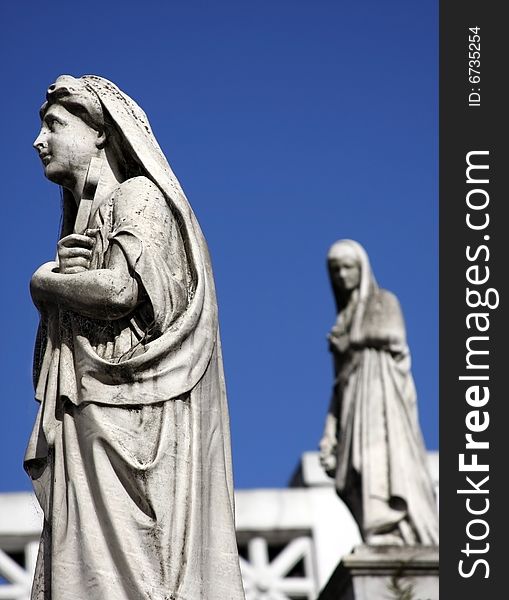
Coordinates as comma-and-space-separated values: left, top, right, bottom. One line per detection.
0, 0, 437, 491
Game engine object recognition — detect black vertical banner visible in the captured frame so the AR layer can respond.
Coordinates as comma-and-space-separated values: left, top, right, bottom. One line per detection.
441, 1, 508, 596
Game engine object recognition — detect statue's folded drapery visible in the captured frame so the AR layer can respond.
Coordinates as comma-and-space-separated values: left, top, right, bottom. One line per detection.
332, 289, 439, 545
25, 76, 245, 600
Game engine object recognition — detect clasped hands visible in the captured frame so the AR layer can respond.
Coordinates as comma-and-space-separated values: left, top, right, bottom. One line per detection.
30, 231, 97, 310
57, 231, 98, 274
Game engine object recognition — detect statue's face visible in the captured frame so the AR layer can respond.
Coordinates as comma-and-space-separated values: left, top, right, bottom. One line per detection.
33, 104, 100, 188
329, 250, 361, 293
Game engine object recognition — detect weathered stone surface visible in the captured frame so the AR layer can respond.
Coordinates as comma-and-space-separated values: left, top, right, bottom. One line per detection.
27, 75, 245, 599
319, 240, 439, 546
318, 545, 439, 600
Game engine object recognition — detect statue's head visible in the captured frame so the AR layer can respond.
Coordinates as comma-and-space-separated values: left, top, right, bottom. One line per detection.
327, 240, 362, 294
33, 76, 108, 189
327, 239, 376, 311
33, 75, 141, 190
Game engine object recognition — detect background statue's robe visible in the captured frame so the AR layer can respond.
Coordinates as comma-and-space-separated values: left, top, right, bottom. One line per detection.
330, 290, 439, 545
25, 76, 245, 600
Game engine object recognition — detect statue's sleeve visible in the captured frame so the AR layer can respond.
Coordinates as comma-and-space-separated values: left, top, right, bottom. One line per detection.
107, 176, 188, 335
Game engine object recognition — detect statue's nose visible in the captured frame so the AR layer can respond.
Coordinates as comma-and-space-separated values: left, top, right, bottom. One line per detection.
33, 132, 46, 150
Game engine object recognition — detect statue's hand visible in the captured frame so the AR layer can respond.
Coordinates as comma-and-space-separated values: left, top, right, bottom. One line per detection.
57, 233, 95, 274
319, 435, 337, 476
328, 331, 349, 354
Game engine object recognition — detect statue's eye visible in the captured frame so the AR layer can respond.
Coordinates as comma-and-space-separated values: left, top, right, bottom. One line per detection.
44, 115, 63, 132
44, 118, 55, 132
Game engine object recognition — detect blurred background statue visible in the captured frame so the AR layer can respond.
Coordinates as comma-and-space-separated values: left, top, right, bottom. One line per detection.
26, 75, 245, 600
319, 240, 438, 546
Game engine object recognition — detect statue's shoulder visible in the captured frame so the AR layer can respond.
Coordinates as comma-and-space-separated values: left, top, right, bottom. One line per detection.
112, 176, 169, 219
115, 175, 165, 200
371, 288, 403, 320
377, 288, 400, 305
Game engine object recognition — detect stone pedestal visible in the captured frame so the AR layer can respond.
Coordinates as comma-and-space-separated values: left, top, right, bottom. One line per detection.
317, 545, 439, 600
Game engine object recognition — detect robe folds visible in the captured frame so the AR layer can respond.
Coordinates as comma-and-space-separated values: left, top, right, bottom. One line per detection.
26, 76, 245, 600
327, 257, 439, 546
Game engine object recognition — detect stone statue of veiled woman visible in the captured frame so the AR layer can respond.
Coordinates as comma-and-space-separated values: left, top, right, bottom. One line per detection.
319, 240, 439, 546
26, 75, 245, 600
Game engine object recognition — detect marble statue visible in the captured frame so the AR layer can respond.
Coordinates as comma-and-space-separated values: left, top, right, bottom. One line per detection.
319, 240, 439, 546
26, 75, 246, 600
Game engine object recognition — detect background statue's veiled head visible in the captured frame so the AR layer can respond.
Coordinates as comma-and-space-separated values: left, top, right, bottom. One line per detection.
327, 239, 376, 310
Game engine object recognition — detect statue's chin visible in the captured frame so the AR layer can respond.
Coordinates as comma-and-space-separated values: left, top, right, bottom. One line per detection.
43, 163, 67, 187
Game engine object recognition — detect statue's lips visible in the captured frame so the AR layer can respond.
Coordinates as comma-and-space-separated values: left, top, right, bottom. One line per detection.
40, 154, 51, 166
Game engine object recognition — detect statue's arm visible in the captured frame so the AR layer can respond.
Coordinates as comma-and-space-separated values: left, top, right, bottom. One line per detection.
30, 240, 139, 320
356, 290, 408, 354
